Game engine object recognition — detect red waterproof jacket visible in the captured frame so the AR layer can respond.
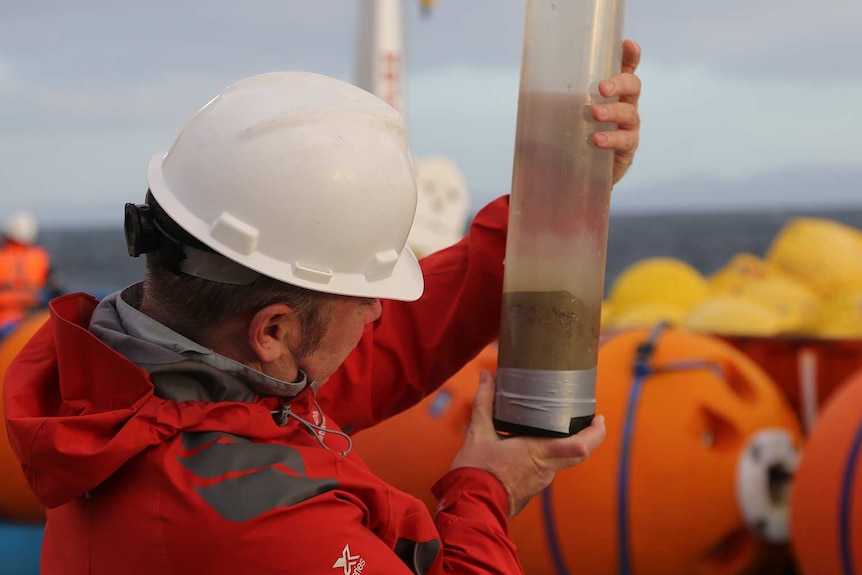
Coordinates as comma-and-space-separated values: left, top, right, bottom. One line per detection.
4, 196, 526, 575
0, 240, 50, 326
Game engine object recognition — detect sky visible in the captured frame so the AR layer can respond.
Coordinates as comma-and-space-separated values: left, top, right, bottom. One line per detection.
1, 0, 861, 227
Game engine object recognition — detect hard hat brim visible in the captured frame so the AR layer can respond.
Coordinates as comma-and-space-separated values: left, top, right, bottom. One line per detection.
147, 152, 425, 302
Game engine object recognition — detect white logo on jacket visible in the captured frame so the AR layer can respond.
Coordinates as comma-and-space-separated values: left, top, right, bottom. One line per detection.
333, 544, 365, 575
312, 408, 327, 441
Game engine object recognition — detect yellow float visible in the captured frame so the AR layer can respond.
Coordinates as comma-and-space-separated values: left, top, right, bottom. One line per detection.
608, 257, 710, 317
709, 253, 780, 294
766, 218, 862, 298
731, 275, 821, 334
683, 295, 782, 337
604, 302, 688, 331
812, 290, 862, 339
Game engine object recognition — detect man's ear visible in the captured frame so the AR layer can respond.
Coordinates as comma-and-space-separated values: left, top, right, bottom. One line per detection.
248, 303, 298, 363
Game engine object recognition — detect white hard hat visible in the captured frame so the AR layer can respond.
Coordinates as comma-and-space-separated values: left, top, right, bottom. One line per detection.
2, 211, 38, 245
147, 71, 424, 301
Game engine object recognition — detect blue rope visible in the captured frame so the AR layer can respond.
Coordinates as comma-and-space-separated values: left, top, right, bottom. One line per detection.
541, 485, 572, 575
0, 320, 20, 340
618, 368, 646, 575
616, 325, 720, 575
840, 415, 862, 575
540, 323, 726, 575
617, 323, 666, 575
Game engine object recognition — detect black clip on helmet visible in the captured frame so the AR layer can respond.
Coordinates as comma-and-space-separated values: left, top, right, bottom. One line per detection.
124, 202, 160, 257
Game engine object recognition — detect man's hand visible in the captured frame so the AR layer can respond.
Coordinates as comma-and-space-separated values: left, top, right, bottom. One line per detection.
450, 370, 607, 517
592, 39, 642, 184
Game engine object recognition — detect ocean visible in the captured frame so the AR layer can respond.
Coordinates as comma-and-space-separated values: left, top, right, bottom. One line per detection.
39, 207, 862, 297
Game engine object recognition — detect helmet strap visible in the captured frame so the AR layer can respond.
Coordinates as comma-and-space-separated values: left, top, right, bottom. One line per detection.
177, 244, 261, 285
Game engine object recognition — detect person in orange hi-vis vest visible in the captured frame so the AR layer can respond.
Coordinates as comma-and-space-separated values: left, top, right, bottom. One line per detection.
0, 211, 60, 338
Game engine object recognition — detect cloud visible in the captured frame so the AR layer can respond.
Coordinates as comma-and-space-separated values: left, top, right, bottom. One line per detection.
404, 59, 862, 212
3, 54, 860, 225
0, 71, 240, 132
0, 54, 17, 94
0, 1, 357, 83
3, 0, 859, 85
626, 0, 862, 80
406, 65, 519, 194
1, 0, 860, 226
609, 164, 862, 214
628, 62, 862, 184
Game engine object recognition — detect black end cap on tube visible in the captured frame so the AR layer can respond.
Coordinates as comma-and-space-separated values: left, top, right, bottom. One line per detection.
493, 414, 594, 438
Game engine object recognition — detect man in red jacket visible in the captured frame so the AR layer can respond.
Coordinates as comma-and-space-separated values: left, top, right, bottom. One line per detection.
4, 42, 642, 575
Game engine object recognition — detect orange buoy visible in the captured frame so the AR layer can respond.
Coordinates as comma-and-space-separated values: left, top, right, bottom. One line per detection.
509, 328, 801, 575
353, 345, 497, 511
719, 335, 862, 434
354, 329, 803, 575
791, 368, 862, 575
0, 310, 50, 522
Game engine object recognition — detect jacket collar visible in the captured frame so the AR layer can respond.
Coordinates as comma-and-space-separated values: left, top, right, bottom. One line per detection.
93, 284, 315, 399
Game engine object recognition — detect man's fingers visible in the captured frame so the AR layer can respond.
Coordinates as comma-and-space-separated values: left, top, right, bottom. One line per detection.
467, 370, 497, 436
598, 73, 642, 103
621, 39, 641, 75
593, 129, 638, 153
545, 415, 607, 463
591, 101, 640, 128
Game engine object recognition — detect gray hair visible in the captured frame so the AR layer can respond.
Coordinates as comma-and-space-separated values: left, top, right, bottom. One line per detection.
144, 254, 337, 358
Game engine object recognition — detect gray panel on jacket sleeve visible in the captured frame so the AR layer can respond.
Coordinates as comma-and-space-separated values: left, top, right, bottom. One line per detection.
181, 431, 250, 452
195, 467, 338, 522
178, 440, 308, 478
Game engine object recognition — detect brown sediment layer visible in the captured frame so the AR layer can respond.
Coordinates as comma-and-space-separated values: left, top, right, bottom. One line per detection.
499, 290, 600, 371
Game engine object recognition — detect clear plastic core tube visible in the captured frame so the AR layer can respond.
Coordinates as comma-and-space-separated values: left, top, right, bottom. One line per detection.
494, 0, 625, 437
